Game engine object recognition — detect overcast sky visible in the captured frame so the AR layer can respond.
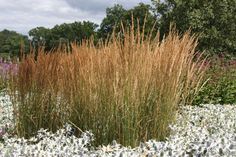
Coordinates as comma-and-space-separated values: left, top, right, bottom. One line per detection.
0, 0, 152, 35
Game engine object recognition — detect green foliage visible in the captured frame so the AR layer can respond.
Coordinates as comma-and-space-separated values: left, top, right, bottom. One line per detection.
28, 27, 51, 50
98, 4, 126, 39
152, 0, 236, 55
0, 78, 6, 91
98, 3, 158, 39
0, 29, 29, 58
193, 56, 236, 105
29, 21, 98, 51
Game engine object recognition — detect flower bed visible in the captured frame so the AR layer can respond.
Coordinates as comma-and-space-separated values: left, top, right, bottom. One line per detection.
1, 93, 236, 156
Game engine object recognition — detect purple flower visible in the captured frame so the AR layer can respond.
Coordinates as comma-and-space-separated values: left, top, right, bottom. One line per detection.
0, 58, 18, 79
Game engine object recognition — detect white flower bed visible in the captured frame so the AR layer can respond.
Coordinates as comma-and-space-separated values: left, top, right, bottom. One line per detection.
0, 91, 14, 138
1, 92, 236, 156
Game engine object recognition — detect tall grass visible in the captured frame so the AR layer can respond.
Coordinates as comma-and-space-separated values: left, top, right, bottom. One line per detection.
9, 26, 206, 147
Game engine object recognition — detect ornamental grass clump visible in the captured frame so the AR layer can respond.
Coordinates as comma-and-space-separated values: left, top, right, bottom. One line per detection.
9, 25, 206, 147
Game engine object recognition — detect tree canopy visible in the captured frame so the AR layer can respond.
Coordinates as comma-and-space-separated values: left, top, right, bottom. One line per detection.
98, 3, 157, 39
152, 0, 236, 55
29, 21, 98, 51
0, 29, 29, 58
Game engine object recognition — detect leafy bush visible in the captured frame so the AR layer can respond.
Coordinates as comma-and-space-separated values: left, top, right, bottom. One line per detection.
9, 26, 206, 147
152, 0, 236, 56
0, 29, 29, 57
193, 54, 236, 105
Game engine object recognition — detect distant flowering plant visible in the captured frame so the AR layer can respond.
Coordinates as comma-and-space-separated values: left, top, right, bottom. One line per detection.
0, 58, 18, 91
193, 52, 236, 105
0, 58, 18, 79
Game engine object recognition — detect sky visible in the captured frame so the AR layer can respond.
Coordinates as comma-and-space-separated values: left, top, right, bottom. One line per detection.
0, 0, 152, 35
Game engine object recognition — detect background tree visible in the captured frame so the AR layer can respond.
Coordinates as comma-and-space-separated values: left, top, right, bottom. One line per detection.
29, 21, 98, 51
152, 0, 236, 56
98, 4, 127, 39
98, 3, 158, 40
0, 29, 29, 58
126, 3, 158, 35
29, 27, 51, 51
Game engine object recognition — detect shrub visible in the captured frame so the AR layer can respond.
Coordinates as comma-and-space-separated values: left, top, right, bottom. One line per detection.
9, 26, 206, 147
193, 54, 236, 105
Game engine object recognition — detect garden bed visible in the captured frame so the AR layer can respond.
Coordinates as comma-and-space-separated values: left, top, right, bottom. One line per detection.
1, 92, 236, 156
